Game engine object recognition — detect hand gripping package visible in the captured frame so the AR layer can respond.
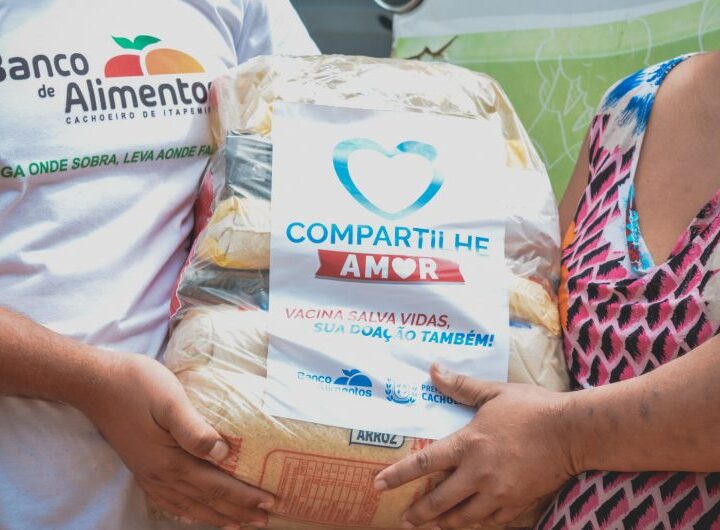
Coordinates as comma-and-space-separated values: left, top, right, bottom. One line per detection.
166, 55, 568, 530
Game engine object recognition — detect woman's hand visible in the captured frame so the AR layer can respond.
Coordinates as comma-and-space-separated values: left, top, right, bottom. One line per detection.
374, 364, 575, 529
80, 352, 274, 529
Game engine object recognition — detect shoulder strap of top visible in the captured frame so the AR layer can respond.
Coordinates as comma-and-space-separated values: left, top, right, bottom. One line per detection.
602, 54, 691, 138
574, 55, 695, 229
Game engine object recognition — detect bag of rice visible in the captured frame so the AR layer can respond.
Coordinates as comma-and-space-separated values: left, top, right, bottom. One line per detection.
165, 55, 567, 530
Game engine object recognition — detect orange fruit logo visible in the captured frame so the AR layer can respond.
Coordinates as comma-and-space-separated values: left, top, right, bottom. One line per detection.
104, 34, 204, 77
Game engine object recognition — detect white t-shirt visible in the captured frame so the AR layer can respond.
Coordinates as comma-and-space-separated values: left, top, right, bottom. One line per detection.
0, 1, 316, 528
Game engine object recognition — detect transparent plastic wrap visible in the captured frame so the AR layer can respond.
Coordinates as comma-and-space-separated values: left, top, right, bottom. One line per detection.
208, 55, 560, 290
165, 55, 568, 530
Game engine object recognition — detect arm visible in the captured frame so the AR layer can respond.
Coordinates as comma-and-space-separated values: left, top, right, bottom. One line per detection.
232, 0, 319, 65
0, 307, 273, 528
568, 333, 720, 473
0, 306, 115, 405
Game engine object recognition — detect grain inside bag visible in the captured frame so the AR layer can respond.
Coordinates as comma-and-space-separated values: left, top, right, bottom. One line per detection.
165, 55, 568, 529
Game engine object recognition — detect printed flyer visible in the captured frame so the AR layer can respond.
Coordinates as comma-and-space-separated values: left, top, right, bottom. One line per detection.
264, 103, 511, 440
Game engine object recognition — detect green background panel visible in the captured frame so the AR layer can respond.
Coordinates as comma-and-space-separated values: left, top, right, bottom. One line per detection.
394, 1, 720, 197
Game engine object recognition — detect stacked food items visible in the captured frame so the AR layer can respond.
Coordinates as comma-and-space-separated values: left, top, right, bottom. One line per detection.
165, 55, 568, 529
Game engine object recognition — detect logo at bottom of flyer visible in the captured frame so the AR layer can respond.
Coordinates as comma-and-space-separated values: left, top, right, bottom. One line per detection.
385, 378, 418, 405
297, 368, 374, 398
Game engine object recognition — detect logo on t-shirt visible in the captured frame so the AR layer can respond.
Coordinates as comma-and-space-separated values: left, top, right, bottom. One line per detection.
0, 33, 211, 127
105, 35, 204, 77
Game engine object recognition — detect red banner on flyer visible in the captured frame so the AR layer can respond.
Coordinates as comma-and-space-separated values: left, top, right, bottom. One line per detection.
316, 249, 465, 283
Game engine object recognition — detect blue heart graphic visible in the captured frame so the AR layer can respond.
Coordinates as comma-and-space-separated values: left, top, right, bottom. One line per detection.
333, 139, 443, 220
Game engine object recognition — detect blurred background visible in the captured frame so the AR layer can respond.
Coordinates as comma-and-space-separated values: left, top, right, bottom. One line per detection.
289, 0, 720, 197
289, 0, 394, 57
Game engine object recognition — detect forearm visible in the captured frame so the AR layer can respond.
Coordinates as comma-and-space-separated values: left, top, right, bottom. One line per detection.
0, 307, 118, 411
567, 335, 720, 473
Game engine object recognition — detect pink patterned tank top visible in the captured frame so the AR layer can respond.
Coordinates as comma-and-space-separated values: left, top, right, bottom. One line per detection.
538, 55, 720, 529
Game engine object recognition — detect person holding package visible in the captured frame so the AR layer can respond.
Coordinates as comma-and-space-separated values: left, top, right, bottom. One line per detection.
375, 52, 720, 529
0, 1, 316, 529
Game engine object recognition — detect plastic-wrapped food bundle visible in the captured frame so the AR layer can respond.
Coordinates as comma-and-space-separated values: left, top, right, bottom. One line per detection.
166, 55, 568, 530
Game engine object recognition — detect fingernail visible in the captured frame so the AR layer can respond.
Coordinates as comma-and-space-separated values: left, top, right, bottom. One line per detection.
209, 439, 229, 461
250, 520, 267, 528
258, 500, 274, 511
374, 479, 388, 491
179, 516, 195, 524
402, 520, 416, 529
433, 363, 449, 378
